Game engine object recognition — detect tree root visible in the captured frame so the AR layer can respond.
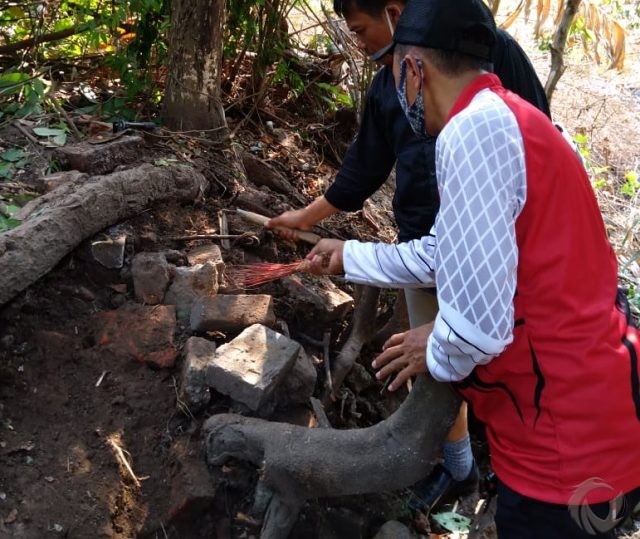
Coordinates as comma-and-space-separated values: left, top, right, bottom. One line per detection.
324, 285, 381, 401
372, 291, 410, 349
204, 375, 461, 536
0, 163, 208, 306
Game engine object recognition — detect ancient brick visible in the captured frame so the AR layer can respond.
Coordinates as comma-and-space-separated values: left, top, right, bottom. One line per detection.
164, 263, 218, 319
131, 252, 171, 305
179, 337, 215, 413
186, 244, 224, 272
94, 304, 177, 368
205, 324, 300, 411
282, 274, 353, 322
190, 295, 275, 333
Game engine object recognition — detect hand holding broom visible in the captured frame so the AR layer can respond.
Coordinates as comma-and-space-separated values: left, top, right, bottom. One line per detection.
237, 209, 321, 245
228, 210, 344, 287
306, 239, 345, 275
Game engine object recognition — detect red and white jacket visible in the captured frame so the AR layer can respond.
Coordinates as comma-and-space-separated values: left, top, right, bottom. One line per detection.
342, 73, 640, 504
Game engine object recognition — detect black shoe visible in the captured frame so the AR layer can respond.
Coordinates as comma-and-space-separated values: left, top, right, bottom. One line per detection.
407, 462, 480, 513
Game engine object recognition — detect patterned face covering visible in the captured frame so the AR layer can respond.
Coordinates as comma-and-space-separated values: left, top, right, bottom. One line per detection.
396, 58, 428, 139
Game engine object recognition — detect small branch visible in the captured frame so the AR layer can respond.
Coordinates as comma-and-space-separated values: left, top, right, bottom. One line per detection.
167, 233, 258, 242
323, 330, 333, 398
310, 397, 331, 428
12, 120, 44, 157
218, 211, 231, 250
0, 21, 95, 55
13, 121, 39, 145
106, 434, 143, 488
49, 98, 83, 141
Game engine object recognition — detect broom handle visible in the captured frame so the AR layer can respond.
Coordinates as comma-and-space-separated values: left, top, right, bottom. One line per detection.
236, 209, 321, 245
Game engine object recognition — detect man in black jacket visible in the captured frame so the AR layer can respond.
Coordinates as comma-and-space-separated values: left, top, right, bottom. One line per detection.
267, 0, 550, 514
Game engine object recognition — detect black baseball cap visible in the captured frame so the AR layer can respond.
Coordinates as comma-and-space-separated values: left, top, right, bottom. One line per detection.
380, 0, 497, 61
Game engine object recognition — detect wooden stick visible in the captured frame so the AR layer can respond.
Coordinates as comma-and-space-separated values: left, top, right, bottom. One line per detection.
218, 211, 231, 250
13, 121, 40, 145
323, 331, 334, 398
167, 233, 258, 242
236, 208, 321, 245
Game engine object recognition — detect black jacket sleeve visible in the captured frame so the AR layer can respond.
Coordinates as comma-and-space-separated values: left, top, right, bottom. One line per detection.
324, 70, 396, 212
492, 29, 551, 118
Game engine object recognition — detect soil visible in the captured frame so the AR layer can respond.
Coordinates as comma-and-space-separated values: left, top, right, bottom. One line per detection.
2, 8, 640, 539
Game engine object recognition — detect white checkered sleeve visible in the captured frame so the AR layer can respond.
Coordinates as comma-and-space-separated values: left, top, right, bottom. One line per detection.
427, 90, 526, 381
341, 90, 527, 382
343, 234, 436, 288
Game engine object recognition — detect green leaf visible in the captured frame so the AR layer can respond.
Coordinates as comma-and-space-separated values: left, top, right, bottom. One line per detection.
0, 165, 13, 180
1, 148, 27, 162
432, 511, 471, 533
0, 72, 30, 88
624, 170, 639, 184
52, 133, 67, 146
33, 127, 67, 137
0, 215, 21, 232
573, 133, 588, 145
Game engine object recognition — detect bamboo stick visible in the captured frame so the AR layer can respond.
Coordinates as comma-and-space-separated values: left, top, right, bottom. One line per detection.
236, 208, 321, 245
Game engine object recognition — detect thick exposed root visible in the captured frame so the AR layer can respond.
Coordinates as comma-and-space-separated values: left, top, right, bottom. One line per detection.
0, 164, 207, 306
204, 376, 460, 504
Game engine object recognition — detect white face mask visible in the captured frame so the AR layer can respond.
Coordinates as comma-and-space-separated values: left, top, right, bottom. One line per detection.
369, 8, 396, 62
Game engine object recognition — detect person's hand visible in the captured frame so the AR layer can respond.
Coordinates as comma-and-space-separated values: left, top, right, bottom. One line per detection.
372, 322, 433, 391
306, 239, 345, 275
266, 209, 314, 241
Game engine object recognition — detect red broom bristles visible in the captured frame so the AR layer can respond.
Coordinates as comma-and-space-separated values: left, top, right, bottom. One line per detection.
226, 259, 310, 288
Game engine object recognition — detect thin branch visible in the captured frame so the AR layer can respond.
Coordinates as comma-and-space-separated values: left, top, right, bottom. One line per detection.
0, 21, 95, 55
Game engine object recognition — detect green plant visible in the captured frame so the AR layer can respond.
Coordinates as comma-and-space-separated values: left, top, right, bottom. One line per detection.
315, 82, 353, 110
0, 0, 169, 119
621, 170, 639, 197
626, 284, 640, 320
32, 125, 69, 147
0, 147, 30, 180
0, 203, 21, 232
573, 132, 590, 161
0, 71, 49, 117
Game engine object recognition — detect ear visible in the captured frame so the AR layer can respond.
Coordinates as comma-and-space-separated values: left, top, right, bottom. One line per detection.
386, 3, 403, 25
404, 55, 423, 92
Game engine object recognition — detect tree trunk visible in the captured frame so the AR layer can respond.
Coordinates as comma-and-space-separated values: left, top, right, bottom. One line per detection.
545, 0, 583, 102
163, 0, 228, 135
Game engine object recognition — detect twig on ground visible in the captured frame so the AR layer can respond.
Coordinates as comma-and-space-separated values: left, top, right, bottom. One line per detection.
172, 376, 195, 420
106, 433, 143, 488
323, 330, 333, 398
310, 397, 331, 428
13, 121, 39, 145
49, 98, 82, 140
380, 373, 393, 395
218, 211, 231, 250
95, 370, 107, 387
167, 233, 259, 244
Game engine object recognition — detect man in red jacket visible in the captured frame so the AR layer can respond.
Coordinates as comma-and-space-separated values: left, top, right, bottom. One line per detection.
268, 0, 552, 514
306, 0, 640, 536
